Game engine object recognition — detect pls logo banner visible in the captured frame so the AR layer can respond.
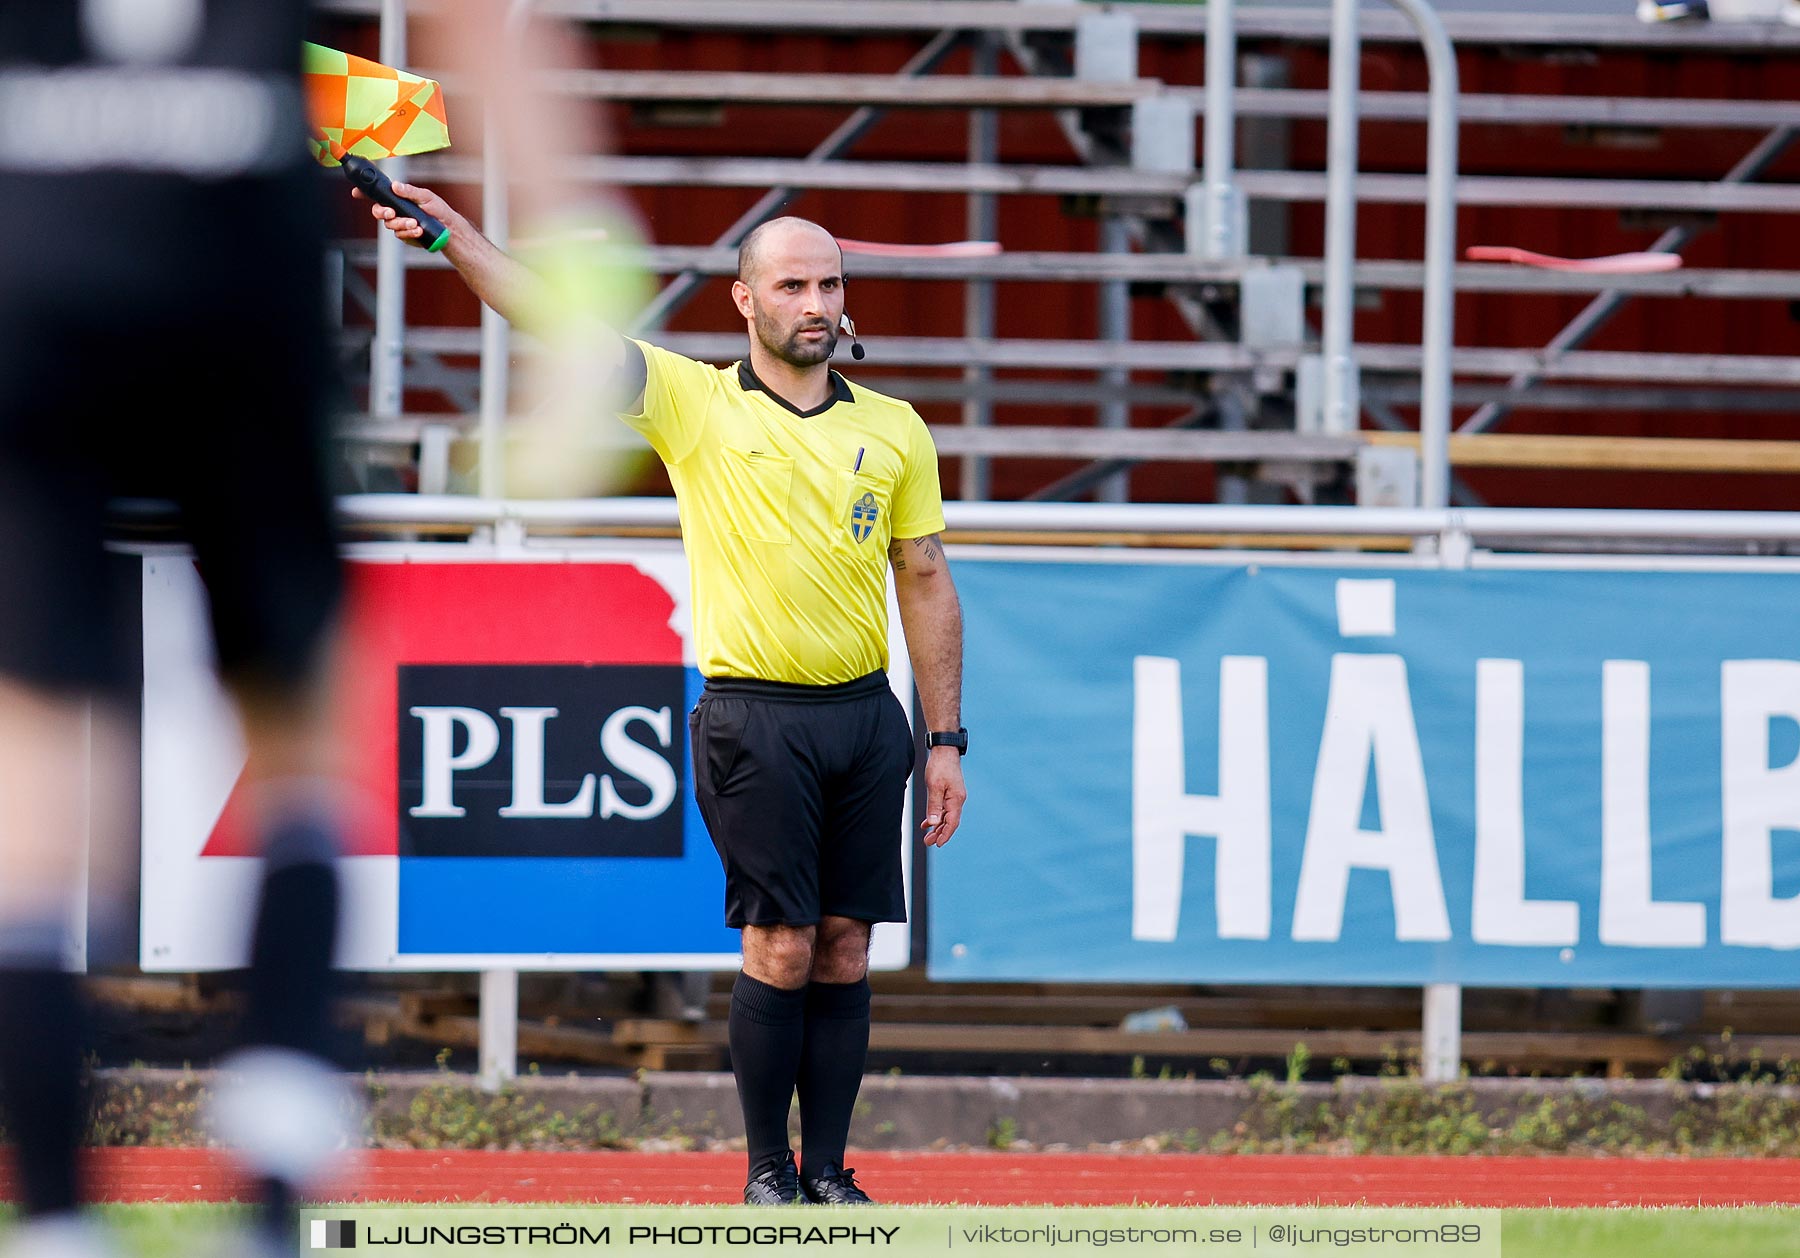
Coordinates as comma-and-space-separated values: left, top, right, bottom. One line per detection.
399, 664, 687, 859
142, 550, 741, 967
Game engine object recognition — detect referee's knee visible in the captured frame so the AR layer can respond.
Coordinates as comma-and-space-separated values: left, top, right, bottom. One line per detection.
811, 918, 872, 984
741, 923, 816, 989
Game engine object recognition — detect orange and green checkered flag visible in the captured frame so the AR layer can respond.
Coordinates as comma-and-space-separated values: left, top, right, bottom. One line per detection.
303, 42, 450, 166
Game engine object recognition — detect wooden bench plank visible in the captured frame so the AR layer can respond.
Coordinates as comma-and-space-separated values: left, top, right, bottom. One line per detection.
1366, 431, 1800, 473
699, 993, 1440, 1031
85, 976, 224, 1016
335, 988, 1800, 1074
927, 426, 1361, 462
603, 1018, 1714, 1070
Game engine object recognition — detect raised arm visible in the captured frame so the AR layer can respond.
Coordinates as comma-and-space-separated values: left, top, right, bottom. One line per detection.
360, 181, 531, 326
889, 533, 966, 847
359, 179, 642, 410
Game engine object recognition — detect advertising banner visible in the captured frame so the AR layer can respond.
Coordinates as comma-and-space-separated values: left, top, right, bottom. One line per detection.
930, 552, 1800, 987
141, 543, 914, 971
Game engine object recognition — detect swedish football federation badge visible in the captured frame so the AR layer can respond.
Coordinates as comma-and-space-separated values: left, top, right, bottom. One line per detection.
850, 491, 880, 543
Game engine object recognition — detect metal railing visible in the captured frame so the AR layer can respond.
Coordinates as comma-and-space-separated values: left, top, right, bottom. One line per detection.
340, 494, 1800, 551
1318, 0, 1459, 507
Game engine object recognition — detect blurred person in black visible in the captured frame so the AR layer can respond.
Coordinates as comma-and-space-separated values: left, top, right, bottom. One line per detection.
0, 1, 349, 1253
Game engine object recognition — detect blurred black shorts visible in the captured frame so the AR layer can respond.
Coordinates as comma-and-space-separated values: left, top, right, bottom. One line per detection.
0, 185, 343, 698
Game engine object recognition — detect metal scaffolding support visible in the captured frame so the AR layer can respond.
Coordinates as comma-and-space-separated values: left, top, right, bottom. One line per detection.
1318, 0, 1363, 439
1096, 216, 1133, 503
961, 33, 1000, 502
1196, 0, 1246, 260
369, 0, 410, 421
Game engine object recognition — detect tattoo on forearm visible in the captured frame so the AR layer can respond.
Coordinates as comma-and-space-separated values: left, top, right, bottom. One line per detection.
888, 540, 907, 571
911, 534, 944, 564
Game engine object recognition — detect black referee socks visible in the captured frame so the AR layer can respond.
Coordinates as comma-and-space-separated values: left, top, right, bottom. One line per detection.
797, 977, 872, 1177
729, 972, 808, 1176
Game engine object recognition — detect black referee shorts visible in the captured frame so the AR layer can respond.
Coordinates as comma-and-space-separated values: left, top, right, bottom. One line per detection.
0, 177, 343, 699
689, 671, 915, 928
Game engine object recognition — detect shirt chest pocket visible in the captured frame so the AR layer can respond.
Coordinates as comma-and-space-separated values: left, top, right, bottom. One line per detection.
836, 468, 896, 556
719, 445, 794, 545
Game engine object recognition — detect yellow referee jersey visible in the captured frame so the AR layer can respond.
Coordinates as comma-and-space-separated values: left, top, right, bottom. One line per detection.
623, 339, 946, 684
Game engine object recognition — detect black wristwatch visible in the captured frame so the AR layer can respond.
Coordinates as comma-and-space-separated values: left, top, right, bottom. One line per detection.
926, 728, 968, 755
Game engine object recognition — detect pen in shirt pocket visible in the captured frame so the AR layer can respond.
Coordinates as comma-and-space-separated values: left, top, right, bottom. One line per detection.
853, 447, 865, 473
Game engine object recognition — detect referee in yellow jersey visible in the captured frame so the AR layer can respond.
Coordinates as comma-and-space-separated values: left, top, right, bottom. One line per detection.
365, 189, 967, 1206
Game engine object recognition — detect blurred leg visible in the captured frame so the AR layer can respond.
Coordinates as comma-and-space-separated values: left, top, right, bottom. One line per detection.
172, 240, 350, 1253
0, 683, 91, 1220
230, 673, 346, 1063
203, 665, 359, 1251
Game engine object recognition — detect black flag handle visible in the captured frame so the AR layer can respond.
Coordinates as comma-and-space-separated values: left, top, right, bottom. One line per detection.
342, 154, 451, 253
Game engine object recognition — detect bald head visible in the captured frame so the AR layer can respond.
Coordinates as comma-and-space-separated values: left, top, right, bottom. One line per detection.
737, 216, 842, 286
732, 216, 848, 370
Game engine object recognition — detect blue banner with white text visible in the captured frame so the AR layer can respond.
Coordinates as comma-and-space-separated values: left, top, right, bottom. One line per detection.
929, 558, 1800, 986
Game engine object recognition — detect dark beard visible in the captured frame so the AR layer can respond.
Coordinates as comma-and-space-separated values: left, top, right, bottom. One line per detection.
757, 314, 838, 367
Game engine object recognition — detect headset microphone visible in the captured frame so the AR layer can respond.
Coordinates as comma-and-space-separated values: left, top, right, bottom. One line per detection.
839, 312, 866, 360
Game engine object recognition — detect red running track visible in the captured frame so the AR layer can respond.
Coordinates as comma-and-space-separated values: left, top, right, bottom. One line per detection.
6, 1149, 1800, 1208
